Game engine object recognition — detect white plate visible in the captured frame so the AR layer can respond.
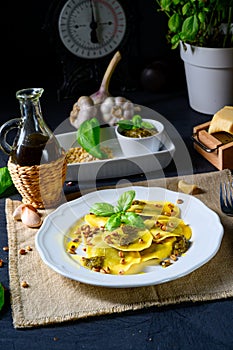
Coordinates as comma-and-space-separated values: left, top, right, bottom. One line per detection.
56, 127, 175, 182
35, 186, 224, 288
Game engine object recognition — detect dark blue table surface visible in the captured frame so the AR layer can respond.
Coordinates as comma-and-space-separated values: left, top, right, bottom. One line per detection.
1, 87, 233, 350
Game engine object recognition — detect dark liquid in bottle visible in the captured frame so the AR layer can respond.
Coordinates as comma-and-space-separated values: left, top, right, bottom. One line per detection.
12, 133, 62, 166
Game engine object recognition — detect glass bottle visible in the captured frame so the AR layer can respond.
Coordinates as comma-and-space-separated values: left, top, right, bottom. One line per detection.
0, 88, 63, 166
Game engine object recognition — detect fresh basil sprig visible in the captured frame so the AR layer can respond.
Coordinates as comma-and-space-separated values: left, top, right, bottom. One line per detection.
90, 190, 145, 231
0, 283, 4, 311
77, 118, 108, 159
117, 115, 154, 131
0, 167, 17, 198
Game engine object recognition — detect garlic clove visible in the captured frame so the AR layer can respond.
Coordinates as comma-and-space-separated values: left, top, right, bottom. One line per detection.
77, 96, 94, 108
111, 105, 123, 119
123, 101, 134, 111
101, 112, 112, 123
103, 96, 115, 106
115, 96, 127, 106
70, 104, 80, 128
24, 204, 38, 212
100, 103, 111, 115
21, 206, 42, 228
123, 109, 134, 120
13, 203, 42, 228
13, 204, 25, 221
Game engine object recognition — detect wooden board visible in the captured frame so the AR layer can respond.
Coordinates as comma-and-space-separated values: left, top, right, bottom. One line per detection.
193, 122, 233, 170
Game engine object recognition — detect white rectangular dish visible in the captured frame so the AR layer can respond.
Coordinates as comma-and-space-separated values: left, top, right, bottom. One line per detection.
56, 126, 175, 182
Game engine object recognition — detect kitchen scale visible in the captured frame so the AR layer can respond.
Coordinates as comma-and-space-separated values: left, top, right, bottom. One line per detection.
192, 121, 233, 170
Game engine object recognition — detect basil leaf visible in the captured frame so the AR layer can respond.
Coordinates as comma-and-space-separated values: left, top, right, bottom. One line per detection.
90, 202, 115, 216
141, 121, 155, 129
181, 15, 199, 41
121, 212, 145, 228
77, 118, 108, 159
0, 283, 4, 311
115, 190, 135, 212
105, 213, 122, 231
168, 13, 182, 33
0, 167, 16, 198
117, 120, 133, 130
132, 115, 142, 128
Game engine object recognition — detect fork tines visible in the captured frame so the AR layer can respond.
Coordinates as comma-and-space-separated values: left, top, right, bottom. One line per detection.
220, 181, 233, 216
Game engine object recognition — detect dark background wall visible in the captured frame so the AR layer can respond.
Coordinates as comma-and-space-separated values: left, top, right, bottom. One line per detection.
0, 0, 184, 109
1, 2, 58, 95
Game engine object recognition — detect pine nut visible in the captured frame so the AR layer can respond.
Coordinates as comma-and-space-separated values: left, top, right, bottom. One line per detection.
19, 248, 27, 255
21, 281, 29, 288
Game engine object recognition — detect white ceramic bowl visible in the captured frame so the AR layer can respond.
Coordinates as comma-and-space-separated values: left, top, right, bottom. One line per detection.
115, 119, 165, 157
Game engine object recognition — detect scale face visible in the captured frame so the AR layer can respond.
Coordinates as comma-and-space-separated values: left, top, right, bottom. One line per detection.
58, 0, 127, 59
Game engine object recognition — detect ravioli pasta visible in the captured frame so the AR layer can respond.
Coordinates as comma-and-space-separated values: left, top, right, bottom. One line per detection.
65, 199, 192, 275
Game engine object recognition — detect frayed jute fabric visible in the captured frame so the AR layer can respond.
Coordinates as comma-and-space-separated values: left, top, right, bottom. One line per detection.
6, 169, 233, 328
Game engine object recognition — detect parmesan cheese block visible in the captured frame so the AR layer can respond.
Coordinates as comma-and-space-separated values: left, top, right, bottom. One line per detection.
208, 106, 233, 135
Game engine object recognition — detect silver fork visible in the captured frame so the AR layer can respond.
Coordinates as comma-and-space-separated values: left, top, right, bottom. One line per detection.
220, 181, 233, 216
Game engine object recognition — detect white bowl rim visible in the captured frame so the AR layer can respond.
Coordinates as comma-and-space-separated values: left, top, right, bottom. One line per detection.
115, 118, 164, 140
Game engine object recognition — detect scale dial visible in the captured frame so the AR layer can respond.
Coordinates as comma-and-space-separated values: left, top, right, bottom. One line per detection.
58, 0, 127, 59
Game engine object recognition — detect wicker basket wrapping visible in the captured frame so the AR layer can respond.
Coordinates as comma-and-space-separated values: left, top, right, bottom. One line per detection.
8, 155, 67, 209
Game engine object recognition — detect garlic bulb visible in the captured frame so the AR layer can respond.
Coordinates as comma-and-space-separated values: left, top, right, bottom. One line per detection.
69, 51, 142, 128
100, 97, 141, 126
69, 51, 122, 128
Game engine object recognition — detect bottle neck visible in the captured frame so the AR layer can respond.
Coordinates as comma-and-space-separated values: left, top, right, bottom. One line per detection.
19, 98, 42, 120
16, 88, 45, 134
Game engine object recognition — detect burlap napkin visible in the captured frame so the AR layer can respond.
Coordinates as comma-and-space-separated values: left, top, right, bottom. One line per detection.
6, 169, 233, 328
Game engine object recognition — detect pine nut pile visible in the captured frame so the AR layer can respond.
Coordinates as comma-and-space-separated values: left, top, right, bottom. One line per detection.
66, 147, 113, 164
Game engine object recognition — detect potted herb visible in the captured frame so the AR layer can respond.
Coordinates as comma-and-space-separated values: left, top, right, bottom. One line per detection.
157, 0, 233, 114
